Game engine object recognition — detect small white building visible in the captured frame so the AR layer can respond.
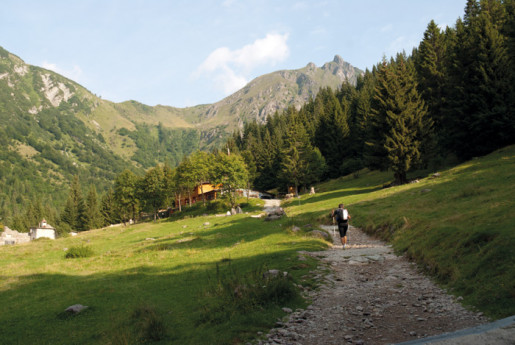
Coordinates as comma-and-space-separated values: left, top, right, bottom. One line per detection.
29, 219, 56, 240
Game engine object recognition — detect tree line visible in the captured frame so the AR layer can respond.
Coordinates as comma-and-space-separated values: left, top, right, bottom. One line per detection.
227, 0, 515, 191
7, 151, 249, 233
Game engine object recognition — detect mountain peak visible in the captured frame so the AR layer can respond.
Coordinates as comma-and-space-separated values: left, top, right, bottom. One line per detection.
333, 55, 345, 65
306, 62, 317, 70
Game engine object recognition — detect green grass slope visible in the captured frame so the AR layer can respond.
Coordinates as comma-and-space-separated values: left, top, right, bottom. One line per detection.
0, 204, 328, 345
283, 145, 515, 319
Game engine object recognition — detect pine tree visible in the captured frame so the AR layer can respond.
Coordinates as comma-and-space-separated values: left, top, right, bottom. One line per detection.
415, 20, 446, 130
446, 1, 514, 158
100, 188, 118, 226
61, 175, 86, 231
314, 87, 350, 178
280, 120, 313, 196
368, 55, 430, 184
84, 185, 102, 230
365, 60, 392, 171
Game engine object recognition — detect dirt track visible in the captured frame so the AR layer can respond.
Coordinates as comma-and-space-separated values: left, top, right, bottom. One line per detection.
258, 225, 488, 345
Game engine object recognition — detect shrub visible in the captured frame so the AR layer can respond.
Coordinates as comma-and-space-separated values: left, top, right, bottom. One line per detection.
206, 199, 230, 212
65, 245, 94, 258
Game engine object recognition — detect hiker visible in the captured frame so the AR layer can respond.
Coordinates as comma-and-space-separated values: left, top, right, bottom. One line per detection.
332, 204, 351, 249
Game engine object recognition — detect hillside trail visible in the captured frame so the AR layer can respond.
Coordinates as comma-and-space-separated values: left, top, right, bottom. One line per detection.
258, 218, 491, 345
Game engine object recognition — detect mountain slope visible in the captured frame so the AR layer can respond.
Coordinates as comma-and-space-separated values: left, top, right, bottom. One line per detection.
0, 45, 362, 223
197, 55, 363, 127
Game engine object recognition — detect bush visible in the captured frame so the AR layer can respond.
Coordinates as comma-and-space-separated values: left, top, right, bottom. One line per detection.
65, 245, 94, 258
206, 199, 230, 212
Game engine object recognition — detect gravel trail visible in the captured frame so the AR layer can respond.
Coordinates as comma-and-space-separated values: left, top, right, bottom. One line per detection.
258, 225, 489, 345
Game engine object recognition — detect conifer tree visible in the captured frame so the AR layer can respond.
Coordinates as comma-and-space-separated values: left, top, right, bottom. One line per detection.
314, 87, 350, 178
280, 120, 313, 195
100, 188, 118, 226
61, 175, 86, 231
415, 20, 446, 129
84, 185, 102, 230
365, 61, 392, 171
446, 1, 514, 158
368, 55, 430, 184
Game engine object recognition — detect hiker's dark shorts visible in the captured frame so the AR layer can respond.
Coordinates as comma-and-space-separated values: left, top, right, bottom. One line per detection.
338, 222, 349, 237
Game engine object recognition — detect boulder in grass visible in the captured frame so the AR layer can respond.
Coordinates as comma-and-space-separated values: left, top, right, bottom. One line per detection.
65, 304, 88, 314
265, 215, 282, 221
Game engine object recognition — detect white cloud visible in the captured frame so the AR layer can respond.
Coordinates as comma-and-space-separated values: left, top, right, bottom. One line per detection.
195, 33, 289, 95
42, 61, 82, 82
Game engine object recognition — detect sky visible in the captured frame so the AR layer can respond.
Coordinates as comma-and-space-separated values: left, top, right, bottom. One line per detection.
1, 0, 466, 108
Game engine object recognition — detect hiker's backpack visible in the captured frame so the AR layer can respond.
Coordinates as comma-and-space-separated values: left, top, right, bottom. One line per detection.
335, 208, 348, 223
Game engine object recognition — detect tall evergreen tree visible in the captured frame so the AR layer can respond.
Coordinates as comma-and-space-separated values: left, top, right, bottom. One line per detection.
415, 20, 446, 129
368, 55, 430, 184
446, 1, 514, 158
84, 185, 102, 230
314, 87, 350, 178
100, 188, 118, 226
61, 175, 86, 231
280, 120, 314, 195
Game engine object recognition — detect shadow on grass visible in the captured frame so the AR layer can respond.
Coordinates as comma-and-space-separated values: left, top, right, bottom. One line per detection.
0, 239, 324, 345
138, 216, 325, 254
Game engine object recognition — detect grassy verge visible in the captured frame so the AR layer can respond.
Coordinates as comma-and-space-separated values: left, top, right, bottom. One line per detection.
0, 207, 327, 344
283, 145, 515, 319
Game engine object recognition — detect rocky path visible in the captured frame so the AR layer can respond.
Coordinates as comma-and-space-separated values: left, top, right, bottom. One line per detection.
258, 225, 488, 345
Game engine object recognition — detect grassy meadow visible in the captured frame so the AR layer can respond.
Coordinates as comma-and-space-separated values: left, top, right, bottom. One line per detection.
0, 200, 329, 345
283, 145, 515, 318
1, 145, 514, 344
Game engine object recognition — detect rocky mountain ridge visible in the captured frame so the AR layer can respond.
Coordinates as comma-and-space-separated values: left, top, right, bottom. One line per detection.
198, 55, 363, 126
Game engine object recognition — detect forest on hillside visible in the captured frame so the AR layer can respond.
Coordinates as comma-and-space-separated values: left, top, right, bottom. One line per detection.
3, 0, 515, 234
229, 0, 515, 193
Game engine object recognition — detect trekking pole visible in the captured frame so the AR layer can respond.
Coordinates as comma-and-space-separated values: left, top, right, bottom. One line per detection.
332, 217, 336, 238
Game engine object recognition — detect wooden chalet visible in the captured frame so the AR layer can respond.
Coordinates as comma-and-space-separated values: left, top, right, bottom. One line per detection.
176, 183, 222, 207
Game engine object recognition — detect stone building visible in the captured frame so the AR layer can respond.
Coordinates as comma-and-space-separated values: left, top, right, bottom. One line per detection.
0, 226, 31, 245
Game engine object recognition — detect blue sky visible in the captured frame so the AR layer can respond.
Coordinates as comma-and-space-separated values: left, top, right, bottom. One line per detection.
1, 0, 466, 107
